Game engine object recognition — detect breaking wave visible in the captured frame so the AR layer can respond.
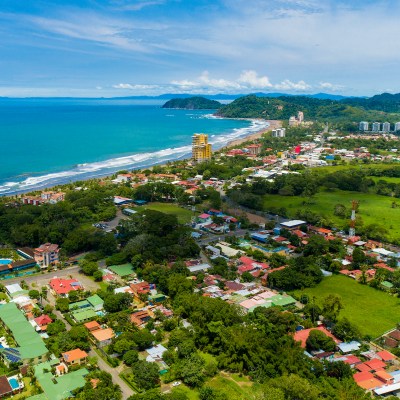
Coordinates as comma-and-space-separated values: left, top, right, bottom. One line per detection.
0, 119, 269, 195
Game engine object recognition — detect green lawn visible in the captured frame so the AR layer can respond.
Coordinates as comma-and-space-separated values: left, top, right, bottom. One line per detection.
135, 202, 194, 223
263, 189, 400, 240
292, 275, 400, 338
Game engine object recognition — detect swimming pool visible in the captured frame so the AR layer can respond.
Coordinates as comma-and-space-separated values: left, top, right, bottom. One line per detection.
0, 259, 12, 265
8, 378, 19, 390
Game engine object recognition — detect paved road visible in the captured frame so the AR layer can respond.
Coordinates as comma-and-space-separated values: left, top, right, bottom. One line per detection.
89, 349, 133, 400
2, 266, 81, 286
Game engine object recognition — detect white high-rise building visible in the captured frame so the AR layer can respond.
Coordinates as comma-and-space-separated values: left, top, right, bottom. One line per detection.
382, 122, 391, 132
372, 122, 381, 132
359, 121, 369, 131
394, 122, 400, 132
272, 128, 286, 138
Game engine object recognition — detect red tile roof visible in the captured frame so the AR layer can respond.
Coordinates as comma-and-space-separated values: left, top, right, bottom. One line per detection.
377, 350, 396, 362
353, 371, 374, 383
34, 315, 53, 326
365, 358, 386, 371
293, 326, 341, 348
62, 348, 88, 363
50, 278, 83, 295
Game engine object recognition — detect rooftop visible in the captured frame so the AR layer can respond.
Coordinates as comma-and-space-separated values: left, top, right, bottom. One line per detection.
0, 302, 48, 359
91, 328, 114, 342
62, 348, 88, 363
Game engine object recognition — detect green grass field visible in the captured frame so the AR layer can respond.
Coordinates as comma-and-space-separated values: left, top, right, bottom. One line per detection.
263, 189, 400, 240
292, 275, 400, 338
135, 202, 194, 223
171, 373, 257, 400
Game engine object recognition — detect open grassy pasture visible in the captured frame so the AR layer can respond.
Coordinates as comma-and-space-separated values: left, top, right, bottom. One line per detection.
292, 275, 400, 338
263, 189, 400, 240
171, 372, 258, 400
134, 202, 194, 223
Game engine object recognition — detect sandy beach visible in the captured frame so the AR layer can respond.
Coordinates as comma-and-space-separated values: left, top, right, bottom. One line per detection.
224, 120, 282, 149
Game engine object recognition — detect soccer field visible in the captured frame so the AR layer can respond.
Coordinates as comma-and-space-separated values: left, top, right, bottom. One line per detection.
292, 275, 400, 338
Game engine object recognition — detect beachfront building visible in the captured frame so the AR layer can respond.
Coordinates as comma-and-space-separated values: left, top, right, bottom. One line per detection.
34, 243, 60, 268
272, 128, 286, 138
192, 134, 212, 162
246, 144, 262, 155
359, 121, 369, 131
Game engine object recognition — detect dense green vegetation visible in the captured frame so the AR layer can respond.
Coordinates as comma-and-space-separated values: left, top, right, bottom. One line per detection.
342, 92, 400, 114
0, 183, 119, 255
216, 94, 400, 123
162, 97, 222, 109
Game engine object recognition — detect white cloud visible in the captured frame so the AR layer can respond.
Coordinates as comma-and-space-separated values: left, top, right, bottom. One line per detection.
170, 71, 313, 93
238, 70, 272, 88
112, 83, 159, 90
318, 82, 345, 92
275, 79, 311, 91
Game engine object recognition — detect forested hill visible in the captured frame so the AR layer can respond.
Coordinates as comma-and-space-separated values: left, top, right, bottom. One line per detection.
215, 94, 400, 122
342, 93, 400, 113
162, 96, 222, 109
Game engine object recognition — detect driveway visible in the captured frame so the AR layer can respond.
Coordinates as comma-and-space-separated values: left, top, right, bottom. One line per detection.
89, 349, 133, 400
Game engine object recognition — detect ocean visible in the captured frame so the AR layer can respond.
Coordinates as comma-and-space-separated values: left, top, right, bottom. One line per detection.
0, 98, 268, 195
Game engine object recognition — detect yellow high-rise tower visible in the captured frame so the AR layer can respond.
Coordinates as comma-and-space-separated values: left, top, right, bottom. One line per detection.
192, 134, 212, 162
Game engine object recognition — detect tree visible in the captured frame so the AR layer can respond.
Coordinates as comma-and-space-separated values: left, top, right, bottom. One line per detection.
56, 297, 70, 312
113, 339, 133, 354
68, 290, 79, 303
103, 293, 132, 313
325, 360, 352, 379
123, 350, 139, 366
93, 270, 103, 281
303, 235, 329, 256
306, 329, 336, 352
352, 247, 366, 266
322, 294, 343, 323
80, 260, 99, 276
266, 374, 320, 400
28, 290, 40, 300
332, 318, 361, 342
132, 360, 160, 390
47, 320, 66, 336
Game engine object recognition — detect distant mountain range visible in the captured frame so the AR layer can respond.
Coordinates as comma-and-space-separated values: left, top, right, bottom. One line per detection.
0, 92, 358, 101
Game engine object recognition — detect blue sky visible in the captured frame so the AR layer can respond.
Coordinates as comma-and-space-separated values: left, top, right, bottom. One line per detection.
1, 0, 400, 97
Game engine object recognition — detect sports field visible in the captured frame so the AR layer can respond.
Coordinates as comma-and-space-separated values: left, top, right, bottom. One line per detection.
263, 189, 400, 240
135, 202, 194, 223
292, 275, 400, 338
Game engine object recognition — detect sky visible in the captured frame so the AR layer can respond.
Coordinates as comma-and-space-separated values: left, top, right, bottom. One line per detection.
1, 0, 400, 97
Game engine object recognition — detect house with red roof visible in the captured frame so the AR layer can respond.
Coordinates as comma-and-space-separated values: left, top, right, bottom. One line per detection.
237, 256, 269, 275
49, 278, 83, 297
353, 371, 382, 390
293, 326, 341, 349
377, 350, 396, 363
34, 314, 53, 331
62, 348, 88, 365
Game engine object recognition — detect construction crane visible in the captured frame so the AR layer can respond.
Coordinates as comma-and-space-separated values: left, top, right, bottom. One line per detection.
349, 200, 358, 237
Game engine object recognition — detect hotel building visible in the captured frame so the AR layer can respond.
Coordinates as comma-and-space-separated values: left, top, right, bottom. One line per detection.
192, 134, 212, 162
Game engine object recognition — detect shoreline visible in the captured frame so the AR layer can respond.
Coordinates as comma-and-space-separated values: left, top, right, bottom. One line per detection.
223, 119, 281, 149
0, 118, 278, 197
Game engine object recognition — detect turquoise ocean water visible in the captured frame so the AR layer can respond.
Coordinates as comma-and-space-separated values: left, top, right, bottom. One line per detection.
0, 98, 268, 195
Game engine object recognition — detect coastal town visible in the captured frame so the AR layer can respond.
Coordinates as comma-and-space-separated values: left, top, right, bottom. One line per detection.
1, 109, 400, 400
